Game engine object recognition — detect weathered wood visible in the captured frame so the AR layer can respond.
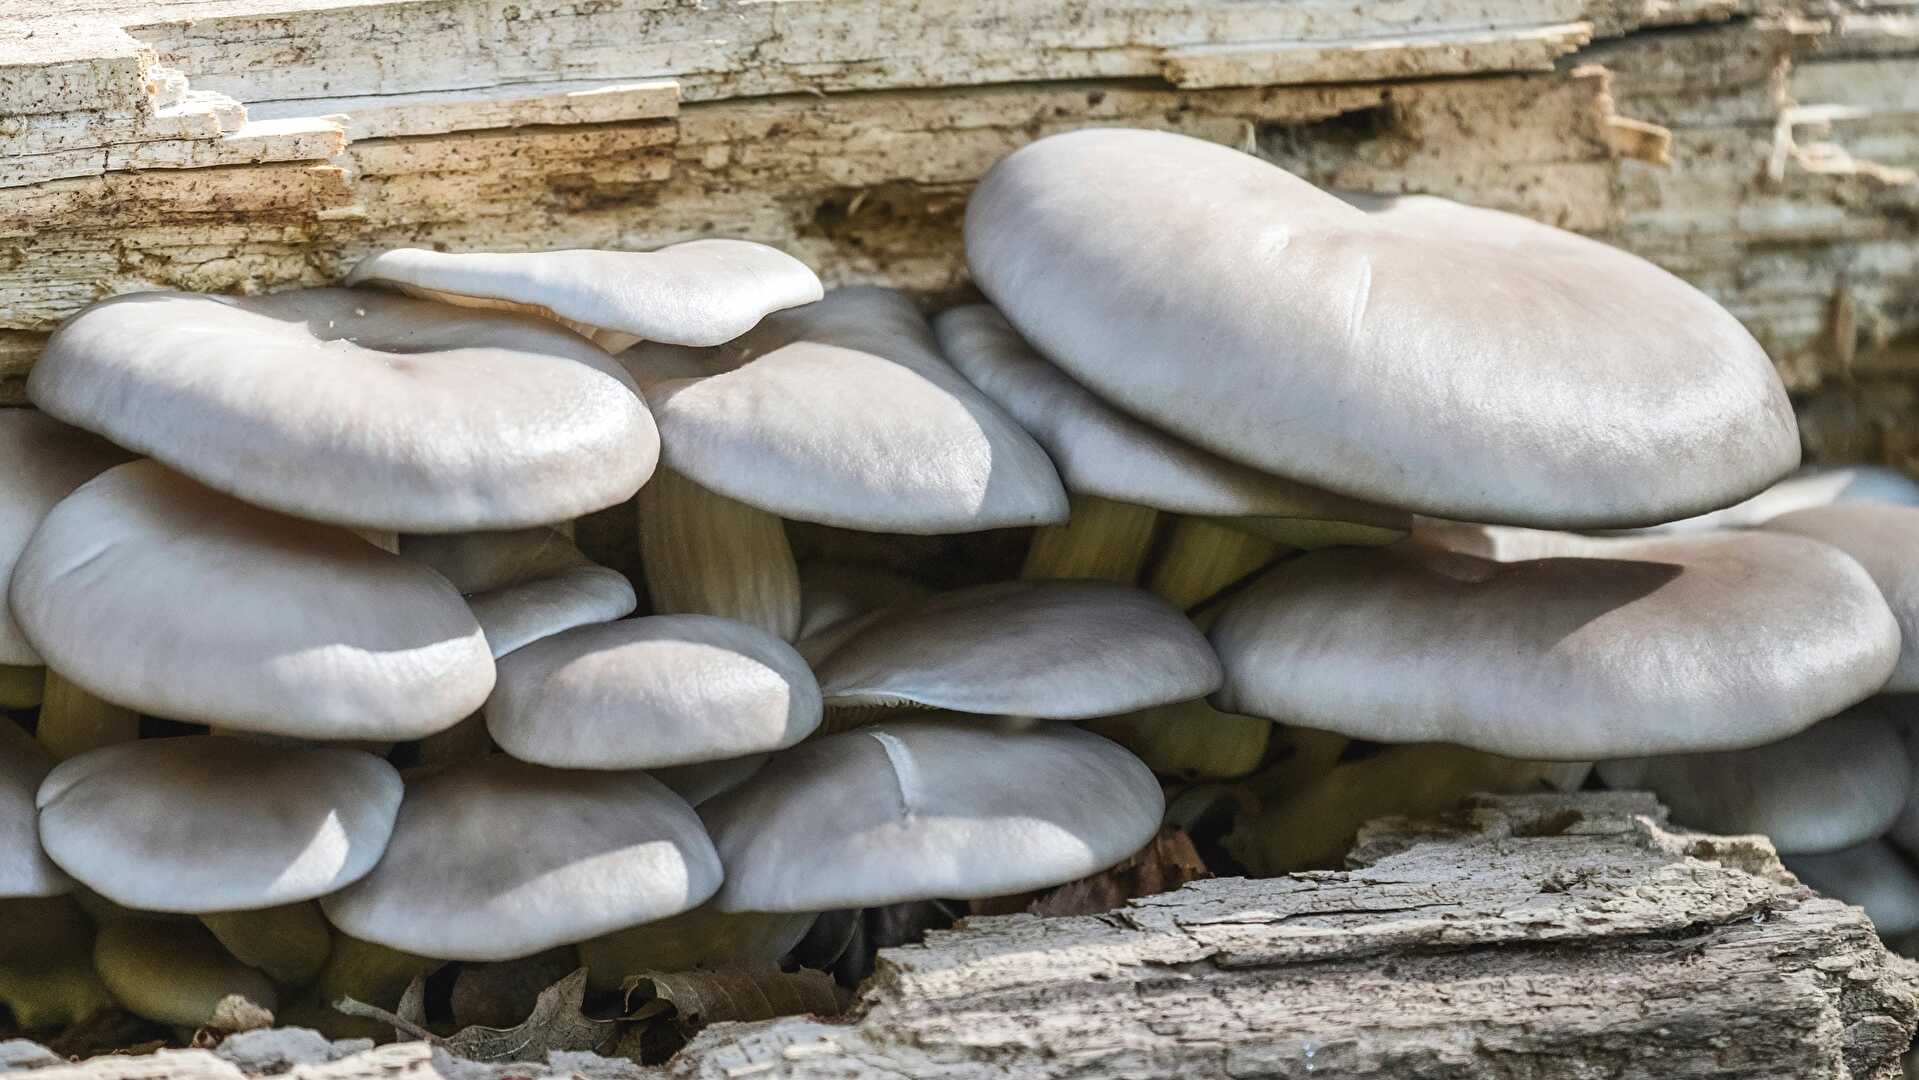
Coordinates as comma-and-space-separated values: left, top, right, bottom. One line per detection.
6, 793, 1914, 1079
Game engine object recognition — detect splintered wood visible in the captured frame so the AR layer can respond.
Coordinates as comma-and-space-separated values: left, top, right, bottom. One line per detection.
0, 0, 1914, 426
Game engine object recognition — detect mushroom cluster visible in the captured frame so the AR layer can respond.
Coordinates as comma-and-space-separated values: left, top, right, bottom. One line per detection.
0, 127, 1909, 1038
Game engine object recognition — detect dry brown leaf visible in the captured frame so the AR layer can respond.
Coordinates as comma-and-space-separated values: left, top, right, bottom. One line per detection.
619, 967, 845, 1025
337, 969, 619, 1063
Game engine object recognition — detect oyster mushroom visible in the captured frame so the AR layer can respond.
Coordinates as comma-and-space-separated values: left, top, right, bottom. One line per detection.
1763, 504, 1919, 691
0, 720, 66, 899
347, 239, 823, 353
400, 526, 638, 660
28, 289, 658, 532
1786, 841, 1919, 937
619, 286, 1066, 640
966, 128, 1798, 527
10, 462, 495, 741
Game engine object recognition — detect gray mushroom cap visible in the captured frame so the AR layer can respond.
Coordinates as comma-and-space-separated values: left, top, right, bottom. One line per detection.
346, 239, 824, 352
966, 128, 1797, 528
400, 528, 637, 658
10, 461, 496, 740
1764, 505, 1919, 692
1785, 841, 1919, 936
0, 721, 67, 898
36, 736, 402, 913
933, 303, 1406, 528
1210, 531, 1900, 759
0, 410, 133, 665
486, 615, 822, 769
28, 288, 658, 532
1597, 703, 1911, 855
701, 719, 1163, 912
1626, 464, 1919, 535
321, 755, 722, 961
814, 580, 1223, 718
620, 287, 1068, 533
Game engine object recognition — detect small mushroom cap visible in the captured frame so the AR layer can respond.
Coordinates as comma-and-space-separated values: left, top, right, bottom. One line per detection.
1597, 703, 1911, 855
0, 721, 68, 898
934, 303, 1406, 528
1785, 841, 1919, 936
1627, 464, 1919, 535
10, 461, 495, 740
652, 755, 770, 808
28, 289, 658, 532
321, 755, 722, 961
400, 528, 637, 658
621, 287, 1068, 533
0, 410, 133, 665
1764, 505, 1919, 692
966, 129, 1798, 527
486, 615, 822, 769
815, 580, 1223, 718
1210, 531, 1900, 759
701, 719, 1163, 912
36, 736, 402, 913
346, 239, 824, 351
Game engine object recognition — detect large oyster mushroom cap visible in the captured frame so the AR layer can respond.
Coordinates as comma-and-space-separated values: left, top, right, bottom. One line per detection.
1763, 504, 1919, 692
965, 128, 1798, 528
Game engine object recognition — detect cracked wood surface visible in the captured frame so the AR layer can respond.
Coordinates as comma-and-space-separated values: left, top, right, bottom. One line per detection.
7, 793, 1914, 1079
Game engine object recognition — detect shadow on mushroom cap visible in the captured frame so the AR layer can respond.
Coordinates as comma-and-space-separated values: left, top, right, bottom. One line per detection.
0, 721, 68, 898
400, 528, 637, 659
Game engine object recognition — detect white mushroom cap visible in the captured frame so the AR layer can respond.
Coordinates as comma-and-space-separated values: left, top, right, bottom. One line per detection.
966, 129, 1798, 527
36, 736, 402, 913
1764, 505, 1919, 692
10, 461, 495, 740
933, 303, 1406, 528
1597, 703, 1911, 855
346, 240, 824, 352
814, 580, 1222, 718
486, 615, 822, 769
28, 289, 658, 532
1626, 464, 1919, 534
1785, 842, 1919, 936
701, 719, 1163, 912
0, 410, 133, 665
321, 755, 722, 961
0, 721, 67, 898
400, 528, 637, 658
1210, 531, 1900, 759
621, 287, 1068, 533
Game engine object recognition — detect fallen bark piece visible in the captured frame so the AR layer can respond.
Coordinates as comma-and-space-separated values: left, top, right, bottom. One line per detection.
11, 793, 1916, 1079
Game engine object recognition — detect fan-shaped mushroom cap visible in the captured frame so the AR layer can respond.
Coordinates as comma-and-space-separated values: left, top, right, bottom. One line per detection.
0, 722, 67, 898
346, 240, 823, 352
652, 755, 770, 808
321, 756, 722, 961
28, 289, 658, 532
1210, 531, 1899, 759
933, 303, 1406, 529
814, 580, 1222, 718
400, 528, 637, 658
1628, 464, 1919, 535
1785, 842, 1919, 936
1764, 505, 1919, 692
701, 719, 1162, 912
36, 737, 401, 913
486, 615, 821, 769
0, 411, 133, 666
10, 462, 495, 740
1597, 703, 1911, 854
966, 129, 1797, 528
620, 287, 1067, 534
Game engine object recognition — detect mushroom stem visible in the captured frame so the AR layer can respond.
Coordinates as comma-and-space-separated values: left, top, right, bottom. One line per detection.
1083, 698, 1270, 781
1225, 743, 1592, 875
201, 903, 332, 987
1021, 494, 1161, 584
36, 669, 139, 760
0, 664, 45, 709
1144, 517, 1287, 611
316, 933, 443, 1017
637, 466, 801, 641
94, 918, 278, 1028
1222, 515, 1408, 550
578, 906, 817, 992
0, 896, 113, 1032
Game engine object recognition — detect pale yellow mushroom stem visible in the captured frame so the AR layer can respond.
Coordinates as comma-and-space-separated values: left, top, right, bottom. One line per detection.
37, 669, 139, 760
0, 896, 113, 1032
0, 664, 45, 709
201, 902, 333, 987
578, 906, 817, 992
637, 467, 801, 641
1144, 517, 1287, 611
93, 918, 278, 1028
1020, 493, 1161, 585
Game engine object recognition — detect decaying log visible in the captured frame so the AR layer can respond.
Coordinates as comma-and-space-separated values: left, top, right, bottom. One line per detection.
7, 793, 1915, 1079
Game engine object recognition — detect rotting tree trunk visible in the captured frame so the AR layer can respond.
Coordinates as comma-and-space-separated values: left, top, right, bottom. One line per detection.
9, 792, 1915, 1079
